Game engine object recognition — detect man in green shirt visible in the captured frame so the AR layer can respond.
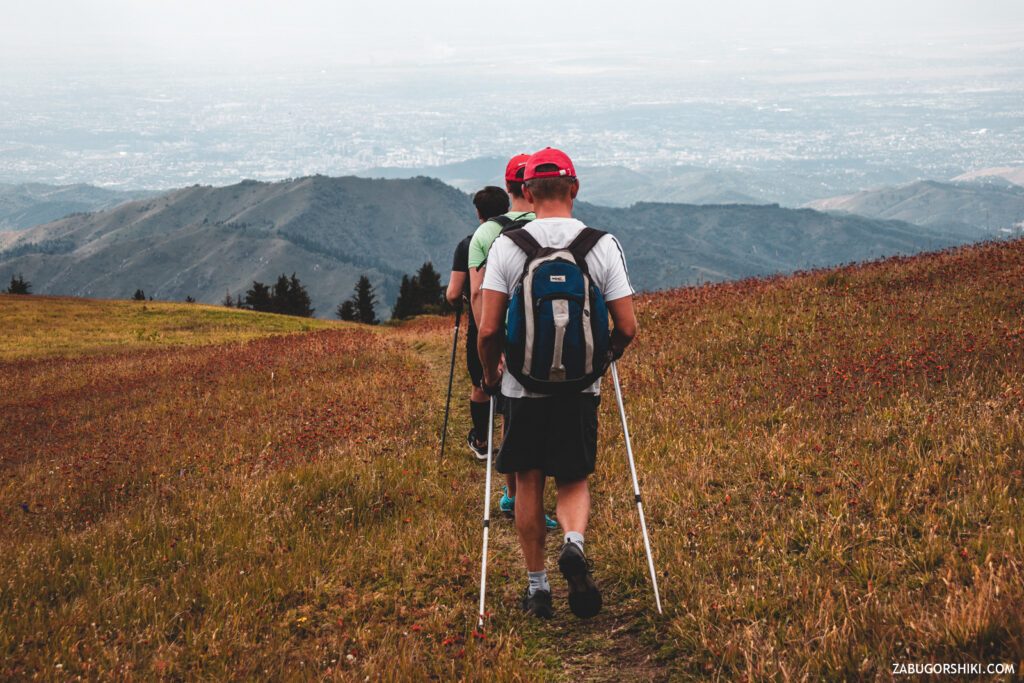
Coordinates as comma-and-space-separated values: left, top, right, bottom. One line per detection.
468, 155, 555, 530
467, 154, 535, 324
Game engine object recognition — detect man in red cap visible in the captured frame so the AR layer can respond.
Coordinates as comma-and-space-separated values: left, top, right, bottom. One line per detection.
477, 147, 638, 619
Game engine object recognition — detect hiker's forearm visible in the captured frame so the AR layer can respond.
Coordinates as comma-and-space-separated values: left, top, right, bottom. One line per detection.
478, 289, 509, 384
478, 325, 503, 383
611, 325, 636, 357
445, 272, 466, 305
470, 288, 483, 326
607, 297, 638, 357
469, 268, 485, 325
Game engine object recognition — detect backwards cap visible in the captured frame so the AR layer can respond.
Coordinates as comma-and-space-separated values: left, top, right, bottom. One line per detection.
504, 153, 531, 182
523, 147, 576, 181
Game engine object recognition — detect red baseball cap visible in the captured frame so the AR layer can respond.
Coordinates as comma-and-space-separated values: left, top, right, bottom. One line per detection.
524, 147, 576, 181
504, 153, 531, 182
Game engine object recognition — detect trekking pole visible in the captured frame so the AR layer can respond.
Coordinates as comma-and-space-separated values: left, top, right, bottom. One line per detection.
610, 361, 663, 615
439, 301, 462, 459
476, 395, 496, 628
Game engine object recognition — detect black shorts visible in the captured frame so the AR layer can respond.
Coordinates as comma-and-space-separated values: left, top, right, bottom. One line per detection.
465, 325, 483, 386
496, 394, 600, 482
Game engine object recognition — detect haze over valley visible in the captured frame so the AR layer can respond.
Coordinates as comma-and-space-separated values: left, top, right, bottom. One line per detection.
1, 1, 1022, 313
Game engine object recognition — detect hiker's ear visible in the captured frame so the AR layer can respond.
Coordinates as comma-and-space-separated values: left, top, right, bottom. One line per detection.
522, 183, 535, 204
570, 178, 580, 199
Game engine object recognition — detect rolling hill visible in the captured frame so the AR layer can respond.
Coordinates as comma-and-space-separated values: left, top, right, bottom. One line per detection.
3, 238, 1022, 679
0, 175, 976, 317
0, 182, 155, 231
952, 165, 1024, 188
805, 180, 1024, 236
0, 175, 479, 316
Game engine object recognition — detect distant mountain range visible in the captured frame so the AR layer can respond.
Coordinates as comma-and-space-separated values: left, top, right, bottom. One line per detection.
0, 175, 977, 317
361, 158, 797, 207
805, 179, 1024, 235
0, 183, 155, 231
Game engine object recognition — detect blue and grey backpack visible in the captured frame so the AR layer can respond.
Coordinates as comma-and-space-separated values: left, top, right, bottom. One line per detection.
503, 227, 611, 395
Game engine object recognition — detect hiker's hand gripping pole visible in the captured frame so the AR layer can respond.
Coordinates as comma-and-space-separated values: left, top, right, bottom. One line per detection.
610, 361, 663, 615
477, 395, 496, 628
439, 302, 462, 460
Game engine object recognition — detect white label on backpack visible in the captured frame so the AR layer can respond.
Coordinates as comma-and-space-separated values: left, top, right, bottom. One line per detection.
550, 275, 566, 282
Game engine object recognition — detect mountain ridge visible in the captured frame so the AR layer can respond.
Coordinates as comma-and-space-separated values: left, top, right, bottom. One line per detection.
805, 179, 1024, 235
0, 182, 156, 231
1, 174, 979, 317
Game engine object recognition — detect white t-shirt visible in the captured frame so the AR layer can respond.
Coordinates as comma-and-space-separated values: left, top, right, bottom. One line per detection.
481, 217, 634, 398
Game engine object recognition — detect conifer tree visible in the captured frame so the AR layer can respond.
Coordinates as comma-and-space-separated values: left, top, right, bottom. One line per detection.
132, 289, 146, 301
243, 281, 272, 311
6, 274, 30, 295
415, 262, 444, 314
391, 274, 416, 319
352, 275, 379, 325
336, 300, 356, 321
286, 273, 315, 317
271, 274, 292, 313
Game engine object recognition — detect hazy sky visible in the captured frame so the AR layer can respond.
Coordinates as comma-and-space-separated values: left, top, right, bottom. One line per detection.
3, 0, 1023, 71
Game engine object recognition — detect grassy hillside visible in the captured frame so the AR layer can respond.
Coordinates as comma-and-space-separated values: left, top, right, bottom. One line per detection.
0, 295, 338, 361
2, 240, 1022, 679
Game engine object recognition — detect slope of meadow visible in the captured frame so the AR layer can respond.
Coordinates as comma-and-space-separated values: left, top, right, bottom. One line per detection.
1, 239, 1022, 680
0, 295, 337, 361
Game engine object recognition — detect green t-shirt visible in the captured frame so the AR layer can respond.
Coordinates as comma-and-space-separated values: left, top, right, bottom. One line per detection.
467, 211, 535, 270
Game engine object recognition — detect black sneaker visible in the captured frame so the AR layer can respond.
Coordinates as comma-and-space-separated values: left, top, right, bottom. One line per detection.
467, 429, 488, 461
558, 542, 602, 618
520, 587, 553, 619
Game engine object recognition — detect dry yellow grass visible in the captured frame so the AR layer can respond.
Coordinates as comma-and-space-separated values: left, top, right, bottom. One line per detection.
2, 241, 1022, 680
0, 294, 339, 361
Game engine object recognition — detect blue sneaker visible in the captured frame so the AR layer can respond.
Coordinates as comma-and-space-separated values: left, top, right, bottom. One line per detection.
499, 487, 558, 530
498, 486, 515, 517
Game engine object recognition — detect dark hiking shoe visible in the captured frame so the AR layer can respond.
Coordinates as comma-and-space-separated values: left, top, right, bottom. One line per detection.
520, 588, 553, 619
558, 542, 602, 618
467, 429, 488, 461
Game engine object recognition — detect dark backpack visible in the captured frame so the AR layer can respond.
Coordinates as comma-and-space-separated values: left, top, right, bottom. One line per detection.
503, 227, 611, 395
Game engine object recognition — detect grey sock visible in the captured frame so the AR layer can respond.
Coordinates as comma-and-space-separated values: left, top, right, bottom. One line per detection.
527, 569, 550, 596
564, 531, 584, 551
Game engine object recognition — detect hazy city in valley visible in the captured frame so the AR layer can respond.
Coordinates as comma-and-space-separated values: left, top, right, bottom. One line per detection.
2, 20, 1023, 206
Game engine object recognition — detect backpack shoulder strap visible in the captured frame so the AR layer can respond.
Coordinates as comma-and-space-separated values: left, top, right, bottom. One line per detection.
567, 227, 607, 274
505, 228, 543, 260
489, 215, 513, 230
501, 217, 533, 233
